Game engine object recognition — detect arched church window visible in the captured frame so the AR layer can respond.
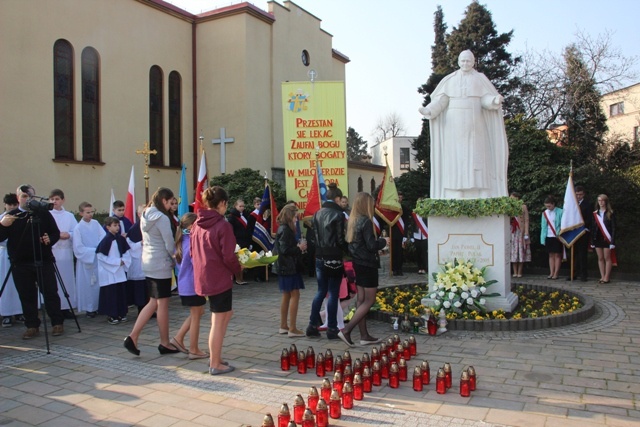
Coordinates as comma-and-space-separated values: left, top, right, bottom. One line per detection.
168, 71, 182, 168
53, 39, 74, 160
358, 176, 363, 192
81, 47, 100, 162
370, 178, 376, 193
149, 65, 164, 166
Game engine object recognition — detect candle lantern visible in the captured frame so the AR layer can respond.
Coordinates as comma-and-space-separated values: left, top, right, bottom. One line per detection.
398, 357, 408, 381
329, 389, 341, 419
362, 352, 371, 369
362, 367, 373, 392
324, 349, 333, 372
353, 373, 364, 400
342, 350, 352, 368
306, 346, 315, 369
277, 403, 290, 427
371, 347, 380, 364
420, 360, 430, 385
393, 334, 400, 345
341, 381, 354, 409
427, 309, 438, 336
402, 339, 411, 360
332, 371, 344, 396
467, 366, 477, 391
460, 370, 471, 397
316, 353, 325, 377
289, 344, 298, 366
443, 362, 452, 389
437, 309, 448, 334
395, 344, 403, 362
413, 366, 423, 392
316, 398, 328, 427
297, 351, 307, 374
388, 350, 397, 365
353, 358, 363, 376
413, 321, 420, 334
436, 368, 446, 394
372, 361, 382, 386
408, 335, 417, 356
281, 349, 290, 371
380, 355, 389, 379
307, 386, 319, 414
321, 378, 332, 402
262, 413, 275, 427
293, 394, 306, 424
389, 362, 399, 388
379, 342, 388, 358
302, 408, 315, 427
342, 364, 353, 384
287, 421, 296, 427
334, 355, 344, 375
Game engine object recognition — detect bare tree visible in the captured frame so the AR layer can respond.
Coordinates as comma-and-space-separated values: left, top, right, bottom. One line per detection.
372, 112, 406, 143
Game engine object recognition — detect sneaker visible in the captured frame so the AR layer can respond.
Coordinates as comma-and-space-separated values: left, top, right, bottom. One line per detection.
118, 316, 128, 323
86, 311, 97, 318
306, 325, 321, 338
2, 317, 12, 328
22, 327, 40, 339
52, 325, 64, 336
107, 317, 120, 325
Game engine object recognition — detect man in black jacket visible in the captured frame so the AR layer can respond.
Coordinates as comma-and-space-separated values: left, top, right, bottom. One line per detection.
0, 185, 64, 339
306, 183, 347, 340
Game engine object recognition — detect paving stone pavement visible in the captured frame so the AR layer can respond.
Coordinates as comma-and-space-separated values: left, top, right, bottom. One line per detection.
1, 272, 639, 426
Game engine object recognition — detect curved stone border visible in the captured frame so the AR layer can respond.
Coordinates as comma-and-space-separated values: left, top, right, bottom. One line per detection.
370, 282, 596, 332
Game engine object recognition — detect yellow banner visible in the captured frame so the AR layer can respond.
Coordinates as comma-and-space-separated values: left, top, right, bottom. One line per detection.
282, 81, 348, 210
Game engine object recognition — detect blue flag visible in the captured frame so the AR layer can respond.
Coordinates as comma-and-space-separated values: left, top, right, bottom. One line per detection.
178, 163, 189, 217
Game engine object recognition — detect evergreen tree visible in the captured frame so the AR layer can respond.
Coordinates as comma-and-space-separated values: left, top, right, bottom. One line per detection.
561, 44, 608, 166
346, 126, 368, 161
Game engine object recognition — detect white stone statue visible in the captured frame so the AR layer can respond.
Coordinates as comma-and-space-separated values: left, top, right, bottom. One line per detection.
419, 50, 509, 200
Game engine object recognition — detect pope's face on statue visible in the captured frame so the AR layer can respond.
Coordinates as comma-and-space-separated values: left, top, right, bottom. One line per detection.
458, 52, 475, 72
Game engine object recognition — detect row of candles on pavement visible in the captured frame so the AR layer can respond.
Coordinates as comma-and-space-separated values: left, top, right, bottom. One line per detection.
271, 334, 477, 426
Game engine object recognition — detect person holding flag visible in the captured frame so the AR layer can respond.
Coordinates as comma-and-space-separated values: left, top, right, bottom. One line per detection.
591, 194, 616, 284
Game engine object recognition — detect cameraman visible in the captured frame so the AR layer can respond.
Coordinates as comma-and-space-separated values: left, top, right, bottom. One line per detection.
0, 184, 64, 339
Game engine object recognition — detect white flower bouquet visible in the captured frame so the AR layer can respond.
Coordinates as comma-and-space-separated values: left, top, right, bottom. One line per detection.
428, 259, 498, 314
235, 244, 278, 268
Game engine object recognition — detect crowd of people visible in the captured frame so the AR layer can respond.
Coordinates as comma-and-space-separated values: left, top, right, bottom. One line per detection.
0, 181, 617, 377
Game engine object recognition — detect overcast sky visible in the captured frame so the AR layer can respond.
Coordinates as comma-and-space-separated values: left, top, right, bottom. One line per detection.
167, 0, 640, 146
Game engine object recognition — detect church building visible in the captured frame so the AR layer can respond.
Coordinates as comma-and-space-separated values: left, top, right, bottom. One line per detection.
0, 0, 350, 210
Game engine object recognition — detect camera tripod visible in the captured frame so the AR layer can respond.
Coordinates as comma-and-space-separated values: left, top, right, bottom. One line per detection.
0, 212, 81, 354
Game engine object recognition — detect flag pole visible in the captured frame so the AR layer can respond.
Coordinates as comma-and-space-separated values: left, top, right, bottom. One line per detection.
263, 170, 269, 282
384, 149, 394, 277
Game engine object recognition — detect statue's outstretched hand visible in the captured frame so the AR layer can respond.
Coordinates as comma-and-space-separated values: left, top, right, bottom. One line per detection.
418, 107, 432, 119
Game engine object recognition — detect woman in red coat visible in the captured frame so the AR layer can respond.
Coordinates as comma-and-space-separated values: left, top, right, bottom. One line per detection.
191, 186, 241, 375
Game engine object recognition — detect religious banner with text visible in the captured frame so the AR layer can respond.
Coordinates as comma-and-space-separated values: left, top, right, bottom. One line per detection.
282, 81, 347, 209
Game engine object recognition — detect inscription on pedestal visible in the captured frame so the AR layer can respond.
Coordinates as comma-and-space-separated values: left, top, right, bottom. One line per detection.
437, 234, 494, 266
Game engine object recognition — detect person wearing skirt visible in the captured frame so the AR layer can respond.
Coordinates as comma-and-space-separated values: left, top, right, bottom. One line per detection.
510, 192, 531, 278
274, 204, 307, 338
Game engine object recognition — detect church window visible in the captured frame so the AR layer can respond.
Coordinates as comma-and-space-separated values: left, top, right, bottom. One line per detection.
168, 71, 182, 168
301, 50, 310, 66
370, 178, 376, 193
358, 176, 363, 192
149, 66, 164, 166
53, 39, 74, 160
81, 47, 100, 162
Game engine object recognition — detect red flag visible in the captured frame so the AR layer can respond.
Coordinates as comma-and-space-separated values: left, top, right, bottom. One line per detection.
193, 150, 208, 213
375, 159, 402, 226
124, 166, 136, 224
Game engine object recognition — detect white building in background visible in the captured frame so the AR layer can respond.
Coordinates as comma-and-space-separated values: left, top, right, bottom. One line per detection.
601, 82, 640, 144
370, 136, 419, 177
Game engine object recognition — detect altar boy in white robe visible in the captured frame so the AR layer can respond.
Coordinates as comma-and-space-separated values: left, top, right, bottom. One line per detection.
49, 189, 78, 316
73, 202, 105, 317
96, 217, 131, 324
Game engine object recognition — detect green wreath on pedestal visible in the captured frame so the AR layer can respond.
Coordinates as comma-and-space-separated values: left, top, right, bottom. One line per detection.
414, 197, 522, 218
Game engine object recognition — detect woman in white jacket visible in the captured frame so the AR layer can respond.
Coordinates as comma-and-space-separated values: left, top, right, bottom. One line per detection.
124, 188, 178, 356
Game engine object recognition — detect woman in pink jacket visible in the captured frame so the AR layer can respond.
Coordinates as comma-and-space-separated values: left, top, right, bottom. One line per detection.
190, 186, 241, 375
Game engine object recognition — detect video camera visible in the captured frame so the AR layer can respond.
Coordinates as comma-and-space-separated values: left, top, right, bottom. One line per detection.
27, 195, 53, 213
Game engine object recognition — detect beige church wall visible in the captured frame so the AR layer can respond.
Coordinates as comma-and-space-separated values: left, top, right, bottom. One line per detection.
0, 0, 195, 212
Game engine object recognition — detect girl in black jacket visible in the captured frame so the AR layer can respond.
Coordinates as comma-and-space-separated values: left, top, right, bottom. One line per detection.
274, 205, 307, 337
338, 193, 389, 347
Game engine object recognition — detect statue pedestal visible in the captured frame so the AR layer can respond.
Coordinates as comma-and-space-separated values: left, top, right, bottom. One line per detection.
428, 215, 517, 312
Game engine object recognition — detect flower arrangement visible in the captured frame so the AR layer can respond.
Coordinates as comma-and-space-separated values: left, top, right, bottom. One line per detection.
427, 259, 499, 315
414, 196, 522, 218
373, 284, 428, 317
235, 244, 278, 268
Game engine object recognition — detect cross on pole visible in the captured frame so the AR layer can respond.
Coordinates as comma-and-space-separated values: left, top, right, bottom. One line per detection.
212, 127, 234, 175
135, 141, 157, 204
